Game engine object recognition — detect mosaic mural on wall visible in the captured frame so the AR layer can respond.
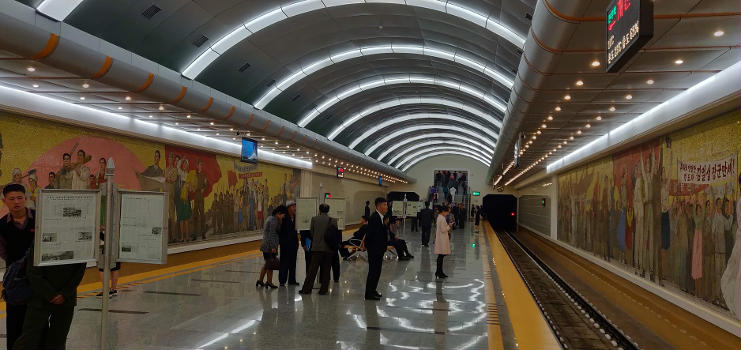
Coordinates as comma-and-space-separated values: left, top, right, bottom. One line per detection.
558, 111, 741, 319
0, 113, 300, 245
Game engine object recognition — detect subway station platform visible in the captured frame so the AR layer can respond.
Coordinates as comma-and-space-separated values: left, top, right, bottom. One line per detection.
0, 223, 558, 350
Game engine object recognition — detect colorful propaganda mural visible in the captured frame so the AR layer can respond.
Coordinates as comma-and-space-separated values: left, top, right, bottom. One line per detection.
558, 111, 741, 318
0, 113, 300, 246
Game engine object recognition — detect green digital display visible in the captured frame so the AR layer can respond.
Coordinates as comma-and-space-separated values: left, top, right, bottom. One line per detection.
472, 191, 480, 196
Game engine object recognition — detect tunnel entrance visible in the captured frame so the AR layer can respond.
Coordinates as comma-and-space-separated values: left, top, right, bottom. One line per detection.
483, 194, 517, 231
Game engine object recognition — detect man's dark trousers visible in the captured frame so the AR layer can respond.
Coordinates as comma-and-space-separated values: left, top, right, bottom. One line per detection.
421, 225, 432, 245
6, 303, 26, 350
279, 244, 298, 284
14, 303, 74, 350
300, 251, 332, 293
365, 250, 384, 297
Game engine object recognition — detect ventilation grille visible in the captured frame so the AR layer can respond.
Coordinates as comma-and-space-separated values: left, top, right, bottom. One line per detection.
142, 5, 162, 19
238, 62, 251, 72
192, 35, 208, 47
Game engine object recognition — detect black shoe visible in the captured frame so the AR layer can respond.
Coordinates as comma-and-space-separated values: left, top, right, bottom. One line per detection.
298, 290, 311, 295
435, 272, 448, 279
288, 282, 300, 286
398, 256, 410, 261
279, 283, 286, 287
407, 255, 414, 259
265, 282, 278, 289
373, 291, 382, 298
318, 290, 328, 295
334, 279, 340, 283
365, 295, 381, 300
256, 280, 264, 287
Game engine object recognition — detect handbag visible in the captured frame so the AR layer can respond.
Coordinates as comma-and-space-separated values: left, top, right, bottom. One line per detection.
265, 254, 280, 270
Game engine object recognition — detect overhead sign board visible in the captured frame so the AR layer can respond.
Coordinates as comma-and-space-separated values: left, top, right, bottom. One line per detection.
606, 0, 653, 72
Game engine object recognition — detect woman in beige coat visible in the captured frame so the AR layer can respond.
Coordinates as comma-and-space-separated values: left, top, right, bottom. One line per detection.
435, 206, 453, 278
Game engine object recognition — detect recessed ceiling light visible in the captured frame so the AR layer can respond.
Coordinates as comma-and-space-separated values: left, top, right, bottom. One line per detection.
575, 80, 584, 86
149, 115, 153, 118
625, 94, 633, 100
569, 135, 574, 140
197, 128, 201, 131
554, 106, 562, 112
591, 60, 600, 67
547, 115, 553, 121
563, 141, 568, 145
82, 83, 90, 89
536, 130, 542, 135
532, 135, 537, 140
585, 123, 591, 128
674, 59, 684, 65
32, 84, 39, 88
609, 106, 616, 112
232, 137, 236, 140
186, 114, 191, 118
216, 132, 220, 136
558, 145, 562, 148
541, 123, 547, 128
175, 122, 179, 125
26, 66, 36, 72
229, 128, 234, 131
125, 96, 132, 101
117, 106, 123, 110
274, 141, 279, 145
564, 94, 571, 101
646, 79, 654, 85
595, 116, 602, 121
79, 96, 85, 100
158, 105, 165, 111
209, 121, 214, 125
262, 137, 266, 141
577, 130, 582, 135
714, 30, 724, 37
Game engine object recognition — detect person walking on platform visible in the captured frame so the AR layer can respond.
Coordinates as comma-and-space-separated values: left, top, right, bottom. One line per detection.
279, 200, 300, 287
299, 204, 338, 295
434, 206, 453, 279
365, 197, 388, 300
14, 248, 86, 350
0, 184, 36, 350
257, 205, 287, 289
418, 202, 434, 247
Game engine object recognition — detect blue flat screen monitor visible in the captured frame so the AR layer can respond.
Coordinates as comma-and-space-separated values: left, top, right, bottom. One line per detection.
241, 137, 258, 163
378, 175, 383, 186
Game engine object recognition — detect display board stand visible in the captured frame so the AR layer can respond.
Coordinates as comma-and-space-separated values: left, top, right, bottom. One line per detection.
101, 158, 115, 350
296, 198, 317, 231
325, 198, 346, 230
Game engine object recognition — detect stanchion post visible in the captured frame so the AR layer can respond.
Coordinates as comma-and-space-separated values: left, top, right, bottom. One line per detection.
100, 157, 115, 349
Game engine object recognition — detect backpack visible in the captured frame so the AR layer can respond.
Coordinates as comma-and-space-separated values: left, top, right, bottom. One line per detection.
2, 249, 33, 305
325, 218, 341, 251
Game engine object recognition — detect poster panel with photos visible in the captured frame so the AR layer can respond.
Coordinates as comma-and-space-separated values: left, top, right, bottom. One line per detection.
325, 198, 346, 229
296, 198, 317, 231
406, 201, 423, 216
392, 201, 405, 217
116, 191, 168, 264
34, 189, 100, 266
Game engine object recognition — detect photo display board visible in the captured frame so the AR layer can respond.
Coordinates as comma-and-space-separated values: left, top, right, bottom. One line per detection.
392, 201, 405, 217
406, 201, 423, 217
115, 191, 168, 264
296, 198, 317, 231
34, 189, 100, 266
325, 198, 346, 229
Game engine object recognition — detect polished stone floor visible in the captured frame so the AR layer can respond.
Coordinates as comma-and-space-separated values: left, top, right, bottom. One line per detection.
4, 223, 509, 350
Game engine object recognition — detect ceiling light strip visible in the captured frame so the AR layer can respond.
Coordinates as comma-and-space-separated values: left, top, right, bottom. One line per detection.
398, 147, 491, 170
347, 113, 499, 149
36, 0, 84, 21
298, 74, 506, 127
388, 140, 493, 167
328, 97, 502, 140
254, 44, 513, 109
400, 150, 491, 172
377, 133, 495, 161
181, 0, 526, 79
364, 124, 497, 156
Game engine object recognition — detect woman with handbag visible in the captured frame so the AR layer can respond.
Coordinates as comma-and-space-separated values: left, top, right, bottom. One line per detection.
257, 205, 288, 289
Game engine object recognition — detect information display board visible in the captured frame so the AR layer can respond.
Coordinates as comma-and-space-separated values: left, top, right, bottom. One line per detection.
391, 201, 405, 217
606, 0, 653, 72
115, 191, 168, 264
296, 198, 317, 231
34, 189, 100, 266
406, 201, 423, 217
325, 198, 346, 229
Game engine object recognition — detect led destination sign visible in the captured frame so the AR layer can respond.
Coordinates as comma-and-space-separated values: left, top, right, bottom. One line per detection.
606, 0, 653, 72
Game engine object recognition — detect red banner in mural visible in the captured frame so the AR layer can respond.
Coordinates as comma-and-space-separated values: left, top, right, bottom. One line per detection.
678, 154, 736, 185
239, 172, 263, 179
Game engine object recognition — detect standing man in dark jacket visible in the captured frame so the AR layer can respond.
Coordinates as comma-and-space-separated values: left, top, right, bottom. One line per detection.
365, 197, 388, 300
364, 201, 371, 219
417, 202, 435, 247
279, 200, 299, 286
0, 184, 35, 350
298, 204, 337, 295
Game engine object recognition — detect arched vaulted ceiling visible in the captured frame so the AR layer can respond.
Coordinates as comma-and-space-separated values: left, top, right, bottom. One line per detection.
53, 0, 536, 171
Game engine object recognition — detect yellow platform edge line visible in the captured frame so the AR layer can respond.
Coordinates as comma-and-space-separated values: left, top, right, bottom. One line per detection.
479, 225, 505, 350
483, 222, 562, 350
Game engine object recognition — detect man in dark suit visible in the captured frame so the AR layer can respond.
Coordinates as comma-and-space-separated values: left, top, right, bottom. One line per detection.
278, 200, 299, 286
298, 204, 337, 295
364, 201, 371, 218
364, 197, 388, 300
417, 202, 435, 247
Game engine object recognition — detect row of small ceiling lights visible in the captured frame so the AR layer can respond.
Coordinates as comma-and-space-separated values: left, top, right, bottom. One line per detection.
494, 47, 702, 186
24, 65, 405, 184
